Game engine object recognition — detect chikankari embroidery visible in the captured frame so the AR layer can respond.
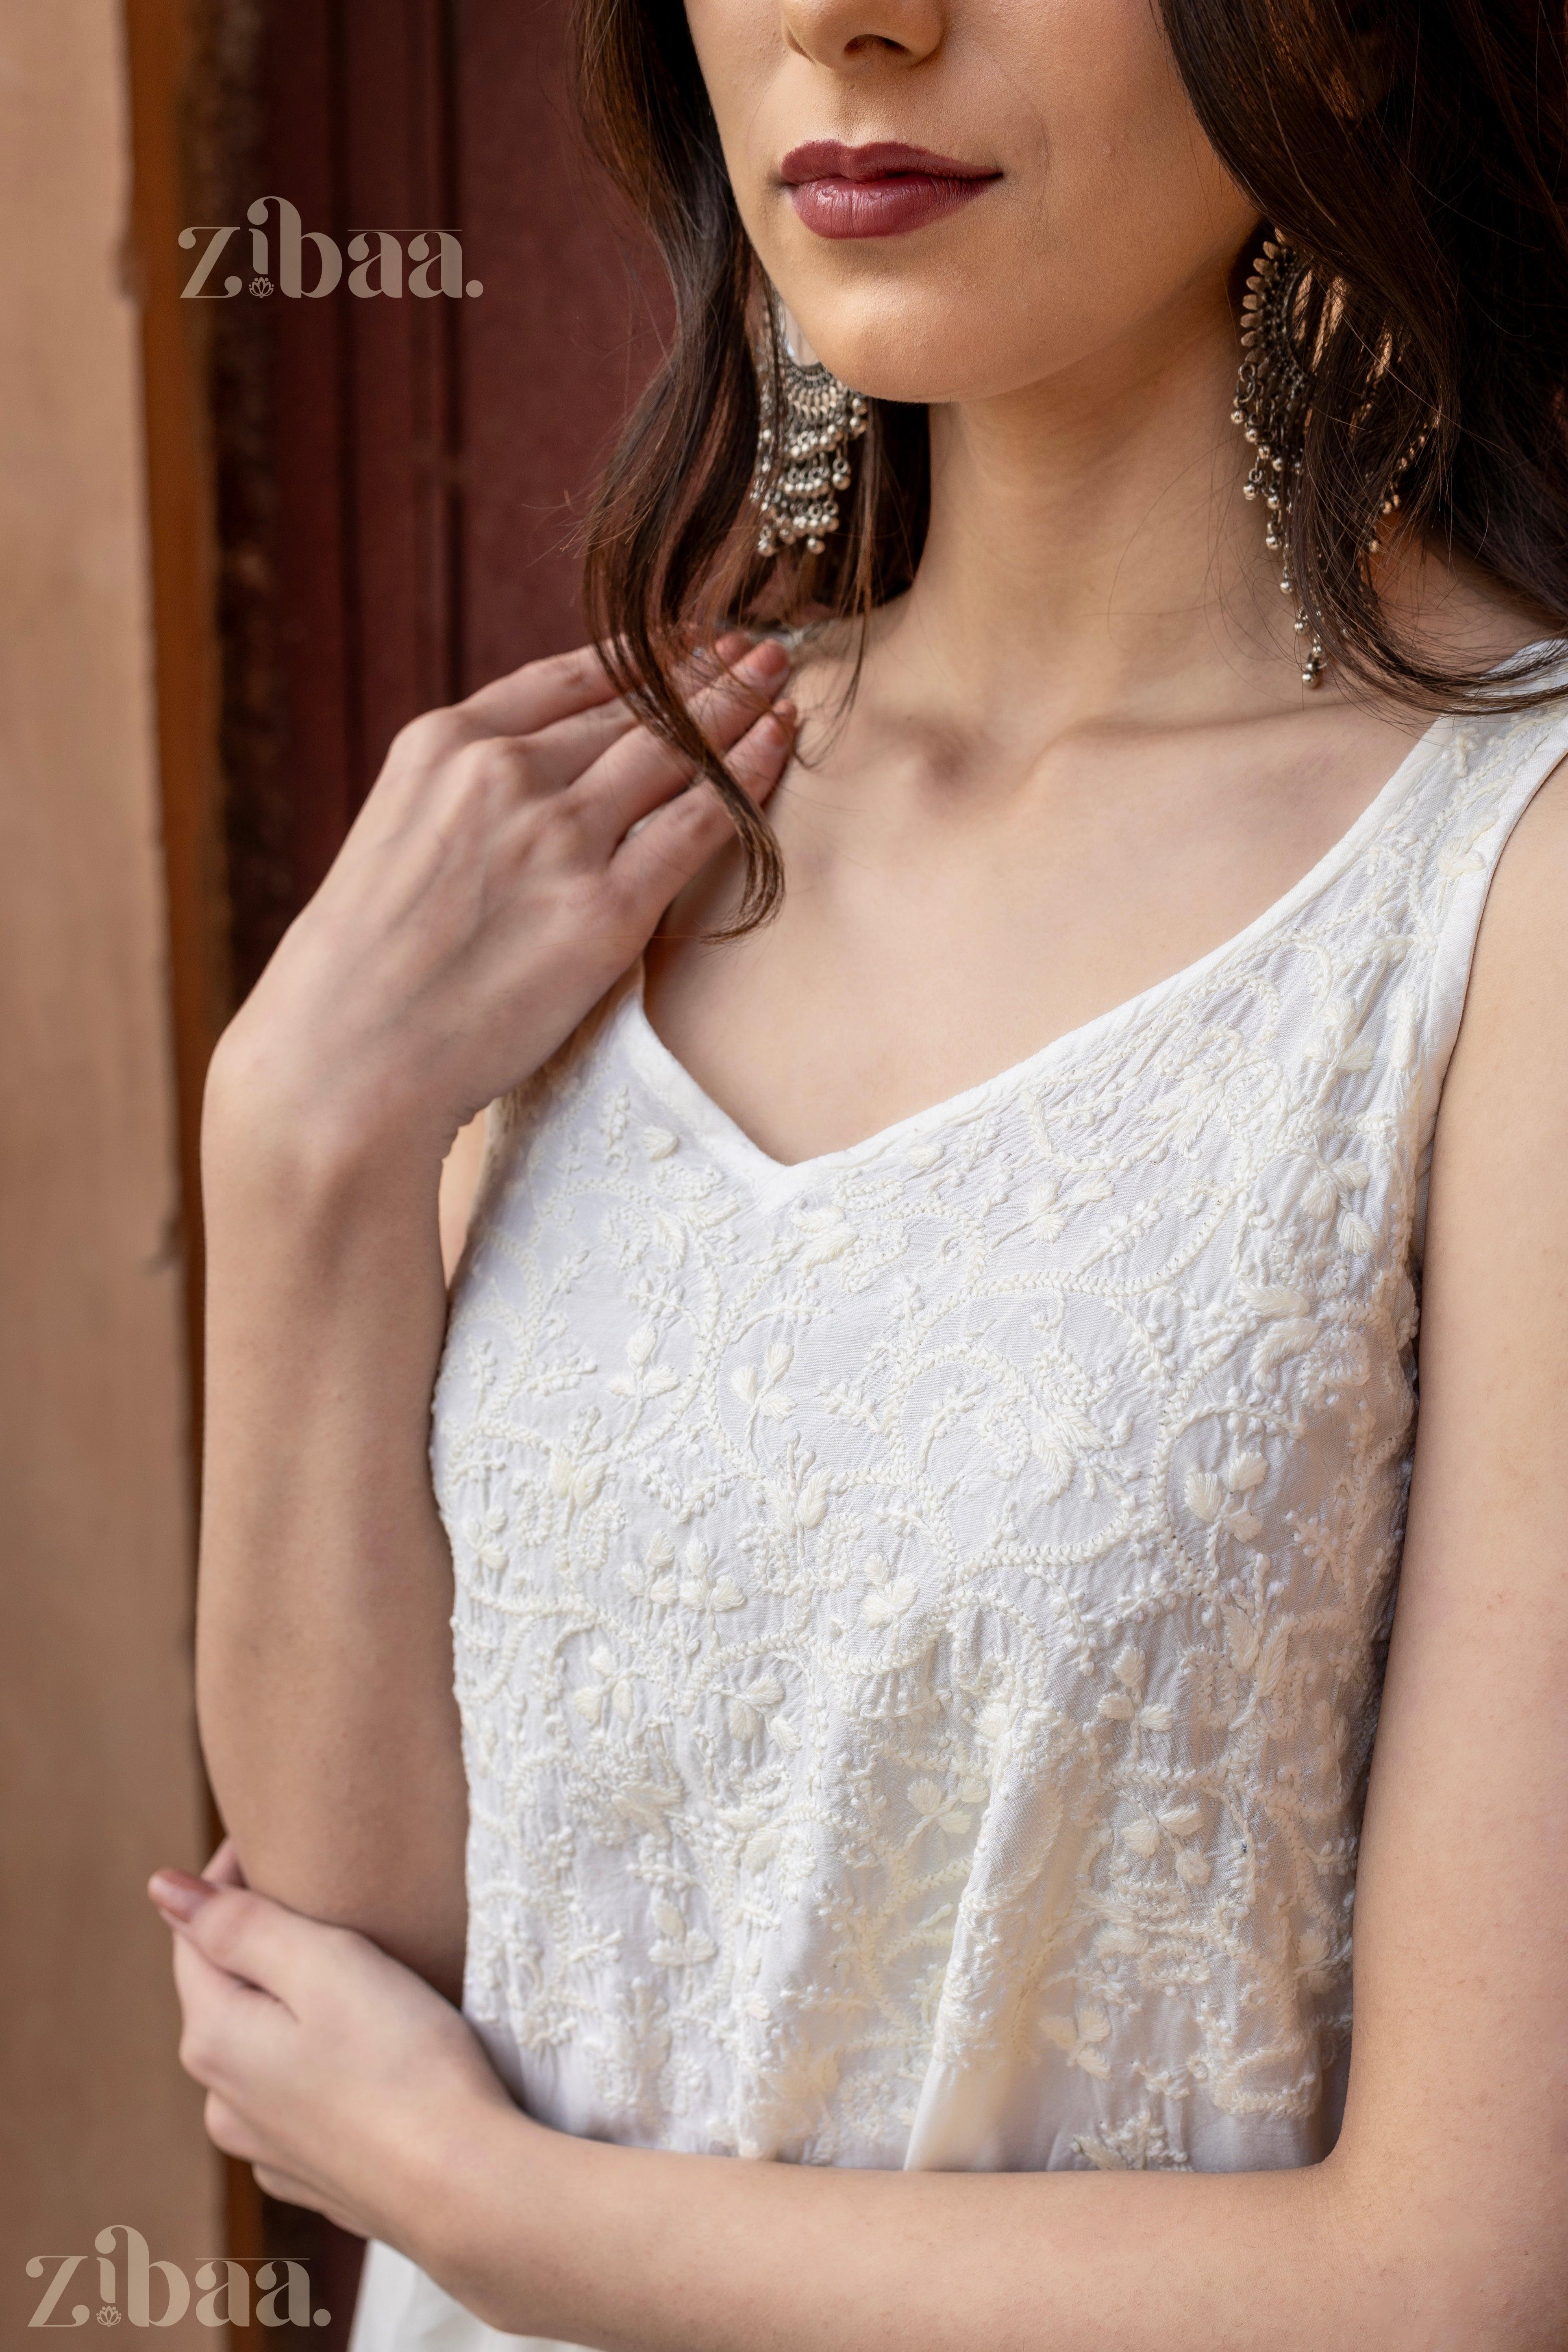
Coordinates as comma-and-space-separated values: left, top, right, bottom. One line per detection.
435, 673, 1568, 2181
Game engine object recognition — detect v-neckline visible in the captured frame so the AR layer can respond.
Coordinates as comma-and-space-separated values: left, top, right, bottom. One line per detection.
620, 658, 1553, 1200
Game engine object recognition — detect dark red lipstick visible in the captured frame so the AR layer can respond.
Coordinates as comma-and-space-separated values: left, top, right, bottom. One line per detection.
780, 140, 1001, 240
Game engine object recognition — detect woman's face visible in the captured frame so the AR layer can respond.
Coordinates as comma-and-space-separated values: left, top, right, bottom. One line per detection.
684, 0, 1261, 405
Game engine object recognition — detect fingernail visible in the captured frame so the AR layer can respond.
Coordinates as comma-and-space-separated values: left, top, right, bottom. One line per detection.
752, 703, 796, 752
742, 637, 791, 682
148, 1868, 216, 1922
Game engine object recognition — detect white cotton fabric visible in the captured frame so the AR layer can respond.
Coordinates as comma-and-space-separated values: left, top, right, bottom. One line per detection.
353, 660, 1568, 2348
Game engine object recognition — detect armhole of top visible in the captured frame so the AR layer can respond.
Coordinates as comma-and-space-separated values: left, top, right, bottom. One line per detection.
1426, 703, 1568, 1069
437, 1077, 541, 1287
441, 972, 646, 1289
1411, 697, 1568, 1263
438, 1107, 494, 1286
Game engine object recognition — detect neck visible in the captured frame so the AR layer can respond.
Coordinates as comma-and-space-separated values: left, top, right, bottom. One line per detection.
886, 269, 1287, 739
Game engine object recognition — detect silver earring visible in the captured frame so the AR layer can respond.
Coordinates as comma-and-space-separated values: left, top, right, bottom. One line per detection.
749, 284, 868, 559
1233, 233, 1429, 691
1232, 236, 1328, 688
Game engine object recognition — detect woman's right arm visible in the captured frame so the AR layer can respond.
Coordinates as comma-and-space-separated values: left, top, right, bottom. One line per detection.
195, 635, 795, 2001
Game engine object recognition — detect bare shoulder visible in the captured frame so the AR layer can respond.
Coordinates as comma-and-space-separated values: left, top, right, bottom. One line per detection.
1444, 738, 1568, 1094
1425, 734, 1568, 1300
1326, 736, 1568, 2319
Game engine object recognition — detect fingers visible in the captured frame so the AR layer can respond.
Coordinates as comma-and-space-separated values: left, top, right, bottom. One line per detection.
505, 691, 645, 792
455, 630, 753, 750
169, 1904, 290, 2060
610, 698, 796, 909
171, 1922, 288, 2114
502, 630, 762, 798
574, 636, 794, 847
457, 640, 622, 738
150, 1872, 315, 2005
203, 1839, 247, 1888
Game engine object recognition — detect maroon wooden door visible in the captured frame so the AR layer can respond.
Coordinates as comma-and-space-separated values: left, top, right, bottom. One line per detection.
213, 4, 668, 2334
225, 0, 668, 989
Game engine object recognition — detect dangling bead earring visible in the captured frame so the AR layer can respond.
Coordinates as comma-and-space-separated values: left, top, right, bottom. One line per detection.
1232, 233, 1429, 690
1232, 236, 1327, 688
749, 283, 869, 559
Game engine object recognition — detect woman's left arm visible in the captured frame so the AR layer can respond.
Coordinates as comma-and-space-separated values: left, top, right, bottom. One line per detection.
152, 775, 1568, 2352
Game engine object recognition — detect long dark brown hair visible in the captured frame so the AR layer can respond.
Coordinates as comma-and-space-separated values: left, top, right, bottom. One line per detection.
572, 0, 1568, 926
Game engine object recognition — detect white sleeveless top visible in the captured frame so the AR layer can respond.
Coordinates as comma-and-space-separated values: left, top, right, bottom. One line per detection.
352, 663, 1568, 2350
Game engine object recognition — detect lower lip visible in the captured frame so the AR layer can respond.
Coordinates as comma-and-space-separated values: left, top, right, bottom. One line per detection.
786, 173, 996, 240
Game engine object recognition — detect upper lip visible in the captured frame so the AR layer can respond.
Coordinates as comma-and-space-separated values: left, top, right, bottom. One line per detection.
779, 140, 1000, 185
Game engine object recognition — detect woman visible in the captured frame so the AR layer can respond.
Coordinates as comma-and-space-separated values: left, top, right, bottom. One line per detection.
150, 0, 1568, 2344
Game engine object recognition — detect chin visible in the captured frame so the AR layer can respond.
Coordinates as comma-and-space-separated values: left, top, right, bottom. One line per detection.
769, 245, 1076, 406
787, 300, 1019, 407
813, 337, 1053, 409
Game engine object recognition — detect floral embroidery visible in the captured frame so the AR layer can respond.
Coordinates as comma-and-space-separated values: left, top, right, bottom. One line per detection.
439, 685, 1568, 2176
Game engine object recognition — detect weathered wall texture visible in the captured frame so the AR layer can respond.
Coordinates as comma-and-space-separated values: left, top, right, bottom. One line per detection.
0, 0, 222, 2329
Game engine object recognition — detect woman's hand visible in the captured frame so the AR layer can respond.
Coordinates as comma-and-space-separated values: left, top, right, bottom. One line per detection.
207, 633, 796, 1178
192, 641, 794, 2007
149, 1844, 521, 2245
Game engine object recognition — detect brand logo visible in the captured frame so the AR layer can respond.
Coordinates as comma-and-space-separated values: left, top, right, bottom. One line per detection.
25, 2229, 328, 2329
180, 195, 482, 300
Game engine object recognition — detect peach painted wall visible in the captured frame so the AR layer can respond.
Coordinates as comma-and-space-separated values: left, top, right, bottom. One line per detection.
0, 0, 223, 2333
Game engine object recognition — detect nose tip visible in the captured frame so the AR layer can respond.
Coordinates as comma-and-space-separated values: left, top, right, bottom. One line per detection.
780, 0, 945, 73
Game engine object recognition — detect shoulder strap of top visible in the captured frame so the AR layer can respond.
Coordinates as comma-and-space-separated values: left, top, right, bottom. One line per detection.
1383, 650, 1568, 1259
1411, 652, 1568, 1080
